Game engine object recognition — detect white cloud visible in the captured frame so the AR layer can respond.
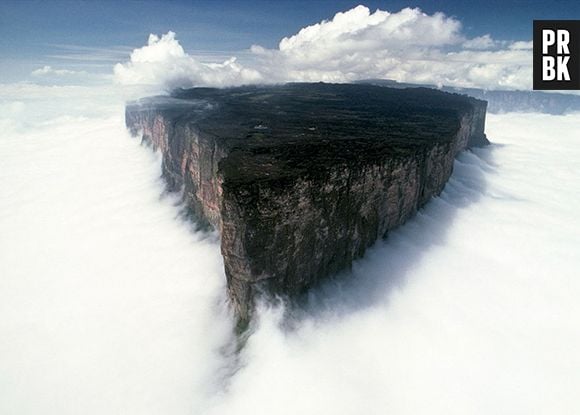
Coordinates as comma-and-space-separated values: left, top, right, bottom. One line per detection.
32, 65, 79, 76
463, 34, 497, 50
0, 94, 234, 414
45, 43, 132, 63
253, 5, 532, 89
114, 6, 533, 91
509, 40, 534, 50
29, 65, 111, 88
113, 32, 262, 92
278, 6, 462, 56
203, 112, 580, 415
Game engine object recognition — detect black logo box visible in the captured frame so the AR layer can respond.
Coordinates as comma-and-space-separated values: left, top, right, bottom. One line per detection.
534, 20, 580, 90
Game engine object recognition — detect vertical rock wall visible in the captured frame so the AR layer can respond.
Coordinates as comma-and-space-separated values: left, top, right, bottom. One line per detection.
126, 91, 488, 321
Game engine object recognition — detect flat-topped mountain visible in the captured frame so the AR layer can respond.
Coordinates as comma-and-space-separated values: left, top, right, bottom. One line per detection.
125, 83, 489, 322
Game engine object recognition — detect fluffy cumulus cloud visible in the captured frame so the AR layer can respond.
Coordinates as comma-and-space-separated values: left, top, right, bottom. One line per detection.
114, 6, 533, 92
255, 5, 531, 89
113, 32, 262, 91
463, 34, 497, 50
259, 6, 462, 82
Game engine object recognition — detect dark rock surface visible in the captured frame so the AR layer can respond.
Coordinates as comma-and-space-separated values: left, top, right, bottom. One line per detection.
358, 78, 580, 114
125, 83, 488, 321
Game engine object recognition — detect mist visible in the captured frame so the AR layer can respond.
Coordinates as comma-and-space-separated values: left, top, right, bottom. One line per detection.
1, 85, 579, 415
206, 112, 580, 415
0, 93, 235, 414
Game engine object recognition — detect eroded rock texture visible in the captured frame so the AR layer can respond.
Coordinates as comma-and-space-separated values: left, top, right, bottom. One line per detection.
125, 83, 488, 320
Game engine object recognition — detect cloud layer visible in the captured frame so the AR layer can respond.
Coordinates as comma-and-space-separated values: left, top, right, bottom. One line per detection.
3, 88, 579, 414
114, 6, 532, 92
203, 112, 580, 415
0, 98, 235, 414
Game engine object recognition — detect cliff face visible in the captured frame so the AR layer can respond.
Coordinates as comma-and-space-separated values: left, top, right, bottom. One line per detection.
126, 83, 488, 320
126, 98, 225, 229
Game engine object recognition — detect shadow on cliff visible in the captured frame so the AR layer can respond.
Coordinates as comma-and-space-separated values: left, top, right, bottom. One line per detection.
276, 144, 498, 327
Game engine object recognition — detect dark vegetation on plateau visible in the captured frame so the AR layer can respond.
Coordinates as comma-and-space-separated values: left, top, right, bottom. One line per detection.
170, 83, 483, 185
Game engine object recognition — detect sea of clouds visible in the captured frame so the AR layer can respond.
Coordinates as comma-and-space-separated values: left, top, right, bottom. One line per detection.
0, 90, 237, 414
2, 84, 579, 415
208, 112, 580, 415
2, 4, 580, 415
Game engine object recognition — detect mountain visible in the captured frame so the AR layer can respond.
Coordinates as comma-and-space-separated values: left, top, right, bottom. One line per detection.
125, 83, 488, 323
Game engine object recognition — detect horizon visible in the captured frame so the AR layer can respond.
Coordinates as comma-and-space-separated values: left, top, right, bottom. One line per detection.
3, 1, 580, 90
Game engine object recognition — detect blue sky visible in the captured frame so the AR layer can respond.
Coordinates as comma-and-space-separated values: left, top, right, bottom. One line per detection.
3, 1, 580, 55
1, 0, 579, 86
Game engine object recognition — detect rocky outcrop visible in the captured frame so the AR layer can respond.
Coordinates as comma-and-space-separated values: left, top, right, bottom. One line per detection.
126, 83, 488, 321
